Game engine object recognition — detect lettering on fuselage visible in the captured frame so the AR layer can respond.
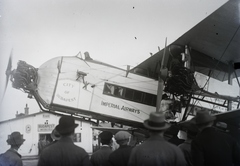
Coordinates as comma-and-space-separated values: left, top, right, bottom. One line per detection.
121, 106, 140, 114
101, 101, 140, 114
56, 94, 76, 102
56, 81, 77, 102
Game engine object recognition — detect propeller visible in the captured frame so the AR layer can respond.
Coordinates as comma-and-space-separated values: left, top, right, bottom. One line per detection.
1, 49, 13, 103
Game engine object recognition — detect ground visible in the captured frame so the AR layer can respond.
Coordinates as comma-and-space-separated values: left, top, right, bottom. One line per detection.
22, 156, 38, 166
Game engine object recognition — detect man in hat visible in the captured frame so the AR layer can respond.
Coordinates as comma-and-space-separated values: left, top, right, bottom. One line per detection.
0, 131, 25, 166
38, 116, 92, 166
40, 127, 61, 151
108, 131, 133, 166
90, 131, 113, 166
50, 127, 61, 142
128, 112, 186, 166
191, 109, 240, 166
168, 124, 185, 146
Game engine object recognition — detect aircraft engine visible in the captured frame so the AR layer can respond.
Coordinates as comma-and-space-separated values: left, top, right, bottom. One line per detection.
164, 64, 199, 96
10, 60, 38, 96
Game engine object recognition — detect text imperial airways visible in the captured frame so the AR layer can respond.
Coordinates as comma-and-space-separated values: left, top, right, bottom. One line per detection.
101, 101, 140, 114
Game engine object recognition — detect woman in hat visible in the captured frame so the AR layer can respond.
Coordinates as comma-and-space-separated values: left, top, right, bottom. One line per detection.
191, 109, 240, 166
0, 131, 25, 166
128, 112, 186, 166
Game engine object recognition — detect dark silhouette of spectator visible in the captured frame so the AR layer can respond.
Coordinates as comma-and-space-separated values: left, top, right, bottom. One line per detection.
128, 112, 186, 166
38, 116, 91, 166
178, 128, 198, 166
191, 110, 240, 166
168, 125, 185, 146
90, 131, 113, 166
43, 127, 62, 149
0, 131, 25, 166
227, 124, 240, 145
108, 131, 133, 166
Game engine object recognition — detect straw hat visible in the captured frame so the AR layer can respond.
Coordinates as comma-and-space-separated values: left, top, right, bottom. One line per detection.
143, 112, 171, 131
7, 132, 25, 146
191, 110, 216, 125
56, 116, 78, 135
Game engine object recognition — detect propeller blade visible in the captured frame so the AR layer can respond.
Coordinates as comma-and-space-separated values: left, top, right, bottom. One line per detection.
1, 78, 9, 103
1, 49, 13, 104
6, 49, 13, 74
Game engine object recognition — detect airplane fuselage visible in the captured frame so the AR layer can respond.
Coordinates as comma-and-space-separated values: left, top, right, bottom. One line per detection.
36, 56, 158, 127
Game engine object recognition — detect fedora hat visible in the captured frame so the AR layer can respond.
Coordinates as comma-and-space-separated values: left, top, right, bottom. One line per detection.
51, 128, 61, 141
56, 116, 79, 135
7, 132, 25, 146
144, 112, 171, 131
191, 110, 216, 125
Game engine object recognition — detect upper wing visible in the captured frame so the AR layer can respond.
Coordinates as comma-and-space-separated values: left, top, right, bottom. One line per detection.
131, 0, 240, 81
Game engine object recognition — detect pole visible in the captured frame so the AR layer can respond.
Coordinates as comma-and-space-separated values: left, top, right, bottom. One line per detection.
156, 38, 168, 112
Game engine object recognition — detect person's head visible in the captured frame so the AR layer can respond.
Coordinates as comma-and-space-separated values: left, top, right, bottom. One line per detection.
143, 112, 171, 134
56, 116, 79, 136
114, 131, 131, 146
168, 125, 180, 137
99, 131, 113, 145
51, 127, 61, 141
7, 131, 25, 149
191, 109, 216, 130
186, 129, 198, 140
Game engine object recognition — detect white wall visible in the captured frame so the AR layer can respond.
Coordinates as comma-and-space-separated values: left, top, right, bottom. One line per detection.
0, 112, 93, 156
0, 115, 39, 156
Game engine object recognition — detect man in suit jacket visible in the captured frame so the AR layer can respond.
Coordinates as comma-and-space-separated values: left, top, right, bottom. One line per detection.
38, 116, 92, 166
128, 112, 186, 166
90, 131, 113, 166
0, 131, 25, 166
191, 110, 240, 166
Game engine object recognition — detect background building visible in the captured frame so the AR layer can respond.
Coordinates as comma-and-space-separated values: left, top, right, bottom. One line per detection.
0, 106, 93, 156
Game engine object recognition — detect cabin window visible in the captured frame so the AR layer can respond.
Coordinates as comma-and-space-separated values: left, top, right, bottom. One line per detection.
143, 93, 154, 105
125, 89, 134, 100
103, 84, 115, 95
134, 91, 143, 102
114, 86, 123, 97
103, 83, 156, 107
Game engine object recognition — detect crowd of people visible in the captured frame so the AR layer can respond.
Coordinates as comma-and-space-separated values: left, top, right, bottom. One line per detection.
1, 109, 240, 166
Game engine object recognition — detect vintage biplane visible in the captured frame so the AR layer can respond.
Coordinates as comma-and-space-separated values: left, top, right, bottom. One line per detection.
2, 0, 240, 135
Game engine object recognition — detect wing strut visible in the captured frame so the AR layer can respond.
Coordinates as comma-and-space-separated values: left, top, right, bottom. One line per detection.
156, 38, 168, 112
233, 70, 240, 88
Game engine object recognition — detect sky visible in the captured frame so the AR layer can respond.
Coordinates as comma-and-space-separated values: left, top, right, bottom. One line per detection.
0, 0, 228, 121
